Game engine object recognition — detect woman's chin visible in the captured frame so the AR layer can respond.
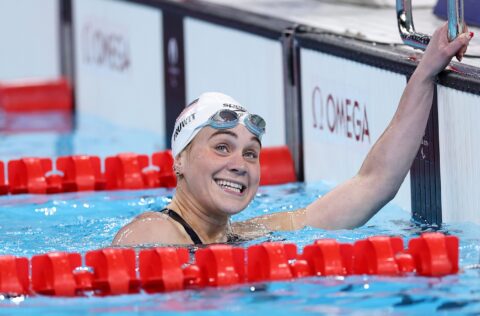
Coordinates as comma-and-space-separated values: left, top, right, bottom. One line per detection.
214, 193, 253, 215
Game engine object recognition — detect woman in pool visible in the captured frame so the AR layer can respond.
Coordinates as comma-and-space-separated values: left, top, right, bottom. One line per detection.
113, 24, 472, 246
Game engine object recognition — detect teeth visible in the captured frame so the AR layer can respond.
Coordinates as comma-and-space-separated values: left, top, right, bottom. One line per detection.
216, 180, 244, 193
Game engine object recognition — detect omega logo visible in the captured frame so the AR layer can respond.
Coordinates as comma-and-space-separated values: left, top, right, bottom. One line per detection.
311, 86, 371, 143
82, 22, 131, 72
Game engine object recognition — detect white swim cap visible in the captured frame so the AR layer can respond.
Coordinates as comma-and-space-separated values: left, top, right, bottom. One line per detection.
171, 92, 254, 158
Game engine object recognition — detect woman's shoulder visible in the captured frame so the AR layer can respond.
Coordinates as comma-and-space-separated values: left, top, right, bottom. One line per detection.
134, 210, 166, 220
111, 211, 193, 246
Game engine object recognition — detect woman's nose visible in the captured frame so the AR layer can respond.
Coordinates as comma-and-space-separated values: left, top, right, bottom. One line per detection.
227, 152, 247, 175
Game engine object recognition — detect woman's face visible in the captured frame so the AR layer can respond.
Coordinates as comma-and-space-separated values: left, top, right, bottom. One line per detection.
177, 124, 261, 217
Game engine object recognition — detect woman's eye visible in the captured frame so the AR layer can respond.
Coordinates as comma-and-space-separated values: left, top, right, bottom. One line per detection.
244, 151, 258, 159
215, 144, 229, 152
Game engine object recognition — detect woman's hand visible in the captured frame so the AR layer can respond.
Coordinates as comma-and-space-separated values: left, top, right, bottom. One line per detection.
416, 24, 473, 80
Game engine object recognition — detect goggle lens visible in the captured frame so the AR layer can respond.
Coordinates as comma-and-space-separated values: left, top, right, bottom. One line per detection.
212, 109, 239, 123
247, 114, 266, 133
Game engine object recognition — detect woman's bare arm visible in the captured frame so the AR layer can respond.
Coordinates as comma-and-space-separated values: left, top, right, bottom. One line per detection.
240, 25, 472, 232
306, 25, 472, 229
232, 209, 306, 235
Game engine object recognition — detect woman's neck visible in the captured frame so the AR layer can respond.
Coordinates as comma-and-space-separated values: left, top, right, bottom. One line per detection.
167, 187, 230, 244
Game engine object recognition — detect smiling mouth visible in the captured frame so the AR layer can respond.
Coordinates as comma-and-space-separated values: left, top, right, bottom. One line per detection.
215, 179, 246, 194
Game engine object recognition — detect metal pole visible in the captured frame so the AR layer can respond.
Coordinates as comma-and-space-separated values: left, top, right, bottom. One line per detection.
448, 0, 465, 41
396, 0, 464, 50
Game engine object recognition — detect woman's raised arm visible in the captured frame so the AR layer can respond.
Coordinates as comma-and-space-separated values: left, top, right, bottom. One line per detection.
305, 24, 472, 229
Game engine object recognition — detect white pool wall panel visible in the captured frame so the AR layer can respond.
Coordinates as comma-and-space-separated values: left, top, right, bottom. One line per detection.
73, 0, 166, 145
185, 18, 286, 147
0, 0, 60, 80
437, 86, 480, 224
301, 48, 411, 212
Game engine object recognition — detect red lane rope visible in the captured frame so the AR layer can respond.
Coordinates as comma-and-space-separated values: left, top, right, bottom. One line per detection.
0, 79, 296, 194
0, 232, 459, 297
0, 146, 296, 195
0, 78, 72, 113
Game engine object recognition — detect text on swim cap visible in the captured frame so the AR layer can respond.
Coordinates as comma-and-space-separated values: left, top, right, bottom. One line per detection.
173, 113, 196, 141
222, 103, 246, 112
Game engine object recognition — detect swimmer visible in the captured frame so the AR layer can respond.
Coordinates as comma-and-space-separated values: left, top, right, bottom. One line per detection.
113, 24, 472, 246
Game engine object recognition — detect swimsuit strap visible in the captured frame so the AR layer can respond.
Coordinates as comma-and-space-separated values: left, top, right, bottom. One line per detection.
160, 208, 203, 245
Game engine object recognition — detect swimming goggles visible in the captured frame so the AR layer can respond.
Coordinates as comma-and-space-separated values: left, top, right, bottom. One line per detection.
198, 109, 266, 140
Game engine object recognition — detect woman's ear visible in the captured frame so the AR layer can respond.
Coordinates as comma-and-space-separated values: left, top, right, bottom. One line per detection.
173, 140, 193, 177
173, 151, 186, 176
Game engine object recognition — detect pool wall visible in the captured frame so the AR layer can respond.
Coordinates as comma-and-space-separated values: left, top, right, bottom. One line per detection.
2, 0, 480, 225
0, 0, 61, 80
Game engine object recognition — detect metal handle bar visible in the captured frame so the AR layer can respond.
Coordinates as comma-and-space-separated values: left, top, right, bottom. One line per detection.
397, 0, 464, 50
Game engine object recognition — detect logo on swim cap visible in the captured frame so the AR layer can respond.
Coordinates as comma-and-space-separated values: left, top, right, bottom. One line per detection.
173, 113, 195, 141
222, 103, 247, 112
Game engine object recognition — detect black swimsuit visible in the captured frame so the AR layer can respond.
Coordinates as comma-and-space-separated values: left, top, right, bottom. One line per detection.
159, 208, 244, 245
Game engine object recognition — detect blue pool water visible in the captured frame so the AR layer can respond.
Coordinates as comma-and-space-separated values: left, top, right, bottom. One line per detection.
0, 183, 479, 315
0, 117, 479, 315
